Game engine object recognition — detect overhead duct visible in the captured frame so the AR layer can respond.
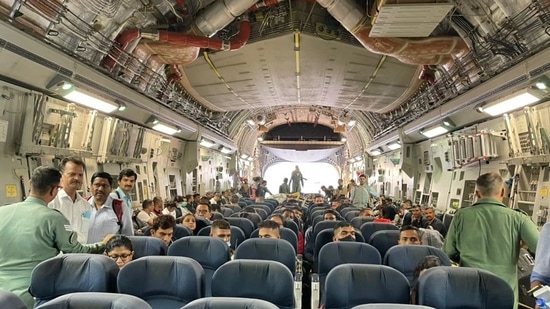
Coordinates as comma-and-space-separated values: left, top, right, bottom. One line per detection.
191, 0, 260, 37
316, 0, 468, 65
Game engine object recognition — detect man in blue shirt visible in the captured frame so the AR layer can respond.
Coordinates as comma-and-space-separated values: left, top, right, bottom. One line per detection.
111, 168, 137, 211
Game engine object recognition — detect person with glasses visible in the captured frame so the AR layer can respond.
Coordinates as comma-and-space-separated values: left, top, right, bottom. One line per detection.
195, 202, 212, 222
0, 167, 113, 308
105, 235, 134, 269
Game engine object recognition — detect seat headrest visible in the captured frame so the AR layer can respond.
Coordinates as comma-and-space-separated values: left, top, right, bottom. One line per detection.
127, 236, 167, 259
383, 245, 452, 282
182, 297, 279, 309
168, 237, 230, 269
33, 292, 151, 309
234, 239, 296, 273
318, 242, 381, 276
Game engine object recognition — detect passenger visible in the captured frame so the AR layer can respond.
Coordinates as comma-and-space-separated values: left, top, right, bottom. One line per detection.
258, 220, 281, 239
87, 172, 134, 243
229, 195, 241, 208
181, 213, 197, 232
304, 209, 338, 246
289, 165, 305, 193
279, 177, 291, 194
195, 202, 212, 222
152, 196, 163, 216
150, 214, 175, 246
209, 192, 221, 208
105, 235, 134, 269
292, 207, 304, 221
409, 204, 428, 228
282, 209, 295, 221
351, 174, 378, 209
312, 194, 325, 206
0, 166, 111, 308
210, 219, 232, 247
358, 208, 374, 217
410, 255, 442, 304
424, 206, 447, 237
269, 214, 285, 227
333, 222, 356, 242
443, 172, 539, 308
398, 225, 422, 245
346, 179, 356, 199
111, 168, 137, 211
173, 195, 189, 218
221, 190, 231, 205
136, 199, 155, 228
48, 157, 90, 243
395, 200, 412, 226
162, 200, 177, 219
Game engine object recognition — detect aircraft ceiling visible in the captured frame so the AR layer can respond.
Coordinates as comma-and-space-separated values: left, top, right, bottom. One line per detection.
0, 0, 549, 165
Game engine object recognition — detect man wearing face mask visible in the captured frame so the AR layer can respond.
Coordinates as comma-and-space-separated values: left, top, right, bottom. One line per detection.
210, 219, 234, 256
333, 222, 356, 242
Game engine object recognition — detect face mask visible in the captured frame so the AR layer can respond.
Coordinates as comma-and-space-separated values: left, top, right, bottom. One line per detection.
181, 202, 188, 207
339, 235, 355, 242
226, 241, 232, 247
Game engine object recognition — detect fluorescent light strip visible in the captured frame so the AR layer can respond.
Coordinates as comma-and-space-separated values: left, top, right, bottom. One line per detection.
482, 90, 541, 116
152, 123, 180, 135
221, 147, 232, 154
200, 139, 215, 148
371, 149, 382, 156
421, 126, 449, 138
387, 142, 401, 150
64, 90, 118, 114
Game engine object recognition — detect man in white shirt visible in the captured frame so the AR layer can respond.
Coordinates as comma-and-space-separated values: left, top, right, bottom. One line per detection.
87, 172, 134, 243
49, 157, 91, 243
111, 168, 137, 211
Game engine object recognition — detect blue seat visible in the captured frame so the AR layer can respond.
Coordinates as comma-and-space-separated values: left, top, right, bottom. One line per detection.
344, 211, 360, 222
29, 254, 118, 307
117, 256, 204, 309
0, 288, 26, 309
197, 226, 246, 249
251, 204, 271, 216
220, 207, 234, 217
339, 207, 359, 217
182, 297, 278, 309
368, 230, 400, 257
167, 237, 230, 297
255, 208, 269, 220
250, 227, 298, 253
350, 217, 375, 229
234, 238, 296, 274
194, 218, 210, 235
324, 264, 410, 309
34, 292, 152, 309
417, 266, 514, 309
360, 222, 399, 242
351, 305, 434, 309
224, 205, 242, 213
127, 236, 167, 259
383, 245, 452, 283
283, 220, 299, 236
212, 260, 294, 309
174, 225, 193, 240
225, 217, 255, 238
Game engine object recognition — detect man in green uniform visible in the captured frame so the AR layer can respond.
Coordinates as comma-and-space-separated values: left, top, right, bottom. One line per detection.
0, 166, 110, 308
443, 172, 539, 308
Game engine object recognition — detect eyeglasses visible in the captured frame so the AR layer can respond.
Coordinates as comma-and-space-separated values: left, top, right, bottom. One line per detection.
108, 253, 132, 260
196, 209, 209, 214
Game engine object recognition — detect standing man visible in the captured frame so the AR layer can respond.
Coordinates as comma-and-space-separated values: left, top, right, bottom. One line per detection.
49, 157, 91, 243
111, 168, 137, 211
0, 167, 110, 308
351, 174, 378, 209
289, 165, 305, 193
443, 172, 539, 308
424, 206, 447, 237
87, 172, 134, 243
279, 178, 291, 194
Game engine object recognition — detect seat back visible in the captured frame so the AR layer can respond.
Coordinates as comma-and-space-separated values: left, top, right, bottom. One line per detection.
344, 211, 360, 222
250, 227, 298, 253
351, 305, 434, 309
212, 260, 295, 309
350, 217, 375, 229
234, 238, 296, 274
167, 237, 230, 296
220, 207, 234, 217
182, 297, 278, 309
127, 236, 167, 259
197, 226, 246, 249
313, 221, 341, 238
339, 207, 359, 217
173, 225, 193, 241
30, 254, 118, 307
360, 222, 399, 242
0, 288, 26, 309
251, 204, 271, 216
283, 220, 299, 236
255, 208, 269, 220
368, 230, 400, 257
324, 264, 410, 309
225, 217, 255, 238
195, 218, 210, 234
118, 256, 204, 308
383, 245, 452, 283
34, 292, 152, 309
417, 266, 514, 309
224, 205, 242, 213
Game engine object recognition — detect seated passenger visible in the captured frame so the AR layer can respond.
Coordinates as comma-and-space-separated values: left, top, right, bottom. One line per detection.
210, 219, 232, 247
409, 205, 428, 228
151, 214, 175, 246
305, 209, 338, 246
358, 208, 374, 217
136, 199, 155, 228
398, 225, 422, 245
152, 196, 163, 217
181, 213, 197, 232
195, 202, 212, 222
269, 214, 285, 227
333, 222, 356, 242
410, 255, 441, 304
258, 220, 281, 239
162, 200, 177, 219
105, 235, 134, 269
424, 206, 447, 237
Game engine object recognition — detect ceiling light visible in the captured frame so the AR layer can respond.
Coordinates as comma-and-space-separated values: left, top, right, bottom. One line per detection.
347, 120, 357, 127
240, 154, 249, 159
341, 137, 347, 142
200, 138, 215, 148
246, 119, 255, 126
247, 157, 253, 161
354, 156, 362, 161
420, 126, 448, 138
220, 147, 232, 154
118, 102, 127, 112
64, 89, 119, 114
387, 141, 401, 150
370, 148, 383, 156
146, 116, 181, 135
161, 137, 171, 143
477, 89, 542, 116
257, 137, 264, 142
536, 82, 547, 90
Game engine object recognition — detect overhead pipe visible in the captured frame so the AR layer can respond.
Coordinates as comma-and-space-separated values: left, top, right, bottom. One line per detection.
249, 0, 284, 12
157, 64, 183, 100
103, 18, 251, 70
316, 0, 469, 65
192, 0, 259, 37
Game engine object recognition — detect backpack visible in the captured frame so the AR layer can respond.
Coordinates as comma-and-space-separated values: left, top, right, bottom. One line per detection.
85, 196, 124, 228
